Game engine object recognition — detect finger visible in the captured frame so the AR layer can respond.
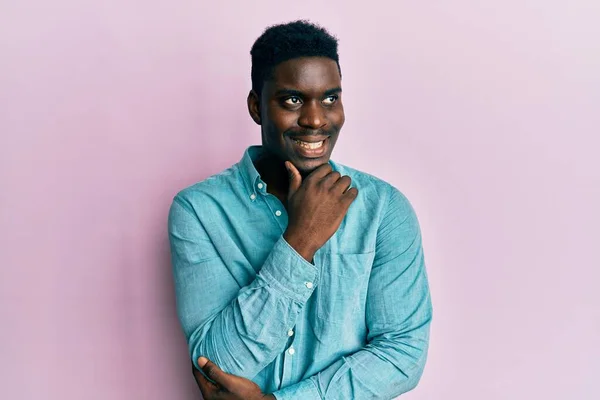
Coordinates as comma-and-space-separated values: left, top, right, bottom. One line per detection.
285, 161, 302, 198
331, 175, 352, 193
305, 163, 333, 182
192, 362, 218, 397
321, 171, 342, 188
341, 187, 359, 205
199, 357, 235, 390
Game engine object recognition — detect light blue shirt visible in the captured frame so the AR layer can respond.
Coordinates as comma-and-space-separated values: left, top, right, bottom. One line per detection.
168, 146, 432, 399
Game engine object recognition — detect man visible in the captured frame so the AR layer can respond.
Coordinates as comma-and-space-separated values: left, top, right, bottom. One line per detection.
168, 20, 432, 399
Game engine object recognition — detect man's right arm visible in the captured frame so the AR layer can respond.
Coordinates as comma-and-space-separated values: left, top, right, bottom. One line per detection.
168, 196, 317, 379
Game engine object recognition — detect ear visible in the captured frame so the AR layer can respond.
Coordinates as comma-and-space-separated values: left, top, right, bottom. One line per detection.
247, 90, 261, 125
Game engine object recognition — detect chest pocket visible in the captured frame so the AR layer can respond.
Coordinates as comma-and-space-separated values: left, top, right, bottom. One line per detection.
315, 252, 374, 324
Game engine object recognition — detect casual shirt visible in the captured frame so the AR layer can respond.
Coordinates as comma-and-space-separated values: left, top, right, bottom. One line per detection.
168, 145, 433, 399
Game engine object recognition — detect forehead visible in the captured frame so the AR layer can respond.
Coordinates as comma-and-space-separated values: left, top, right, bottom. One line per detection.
267, 57, 341, 94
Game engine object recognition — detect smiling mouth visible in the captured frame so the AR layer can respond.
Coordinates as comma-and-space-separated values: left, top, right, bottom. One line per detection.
289, 136, 329, 158
291, 138, 325, 149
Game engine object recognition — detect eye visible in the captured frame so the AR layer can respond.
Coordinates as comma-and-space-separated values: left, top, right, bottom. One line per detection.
322, 95, 338, 105
284, 96, 302, 105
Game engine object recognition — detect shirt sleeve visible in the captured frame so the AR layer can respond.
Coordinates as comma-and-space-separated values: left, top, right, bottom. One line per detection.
168, 195, 319, 379
272, 186, 433, 400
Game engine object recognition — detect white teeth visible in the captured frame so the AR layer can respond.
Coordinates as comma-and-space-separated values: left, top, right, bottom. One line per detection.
293, 139, 324, 149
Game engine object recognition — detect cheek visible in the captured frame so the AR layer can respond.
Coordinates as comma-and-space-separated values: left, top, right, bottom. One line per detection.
331, 108, 345, 129
268, 112, 298, 137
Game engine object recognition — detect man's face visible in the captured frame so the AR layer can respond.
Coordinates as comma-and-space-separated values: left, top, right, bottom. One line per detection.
254, 57, 344, 176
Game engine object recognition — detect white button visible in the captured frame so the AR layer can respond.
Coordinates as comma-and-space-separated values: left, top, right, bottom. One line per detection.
305, 282, 313, 289
275, 210, 282, 217
257, 183, 264, 189
250, 194, 256, 200
287, 329, 294, 337
288, 347, 295, 355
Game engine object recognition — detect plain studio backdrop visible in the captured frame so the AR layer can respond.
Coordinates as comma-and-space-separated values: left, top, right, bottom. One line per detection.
1, 1, 598, 399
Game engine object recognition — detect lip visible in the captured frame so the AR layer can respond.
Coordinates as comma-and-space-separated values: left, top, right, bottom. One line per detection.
289, 136, 329, 159
288, 135, 329, 143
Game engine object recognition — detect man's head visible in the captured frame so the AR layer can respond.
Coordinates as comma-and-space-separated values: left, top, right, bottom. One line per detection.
247, 20, 344, 176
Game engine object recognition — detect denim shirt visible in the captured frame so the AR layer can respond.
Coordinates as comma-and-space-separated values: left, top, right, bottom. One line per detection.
168, 146, 432, 399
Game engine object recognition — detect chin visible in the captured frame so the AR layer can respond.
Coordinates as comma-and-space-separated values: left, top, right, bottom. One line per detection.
295, 157, 330, 176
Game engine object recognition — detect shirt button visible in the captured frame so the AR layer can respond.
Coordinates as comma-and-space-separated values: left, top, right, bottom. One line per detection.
250, 194, 256, 200
288, 347, 295, 355
257, 183, 264, 189
287, 329, 294, 337
305, 282, 313, 289
275, 210, 282, 217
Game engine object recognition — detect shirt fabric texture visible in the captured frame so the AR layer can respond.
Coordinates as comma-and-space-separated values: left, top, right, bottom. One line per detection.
168, 146, 433, 399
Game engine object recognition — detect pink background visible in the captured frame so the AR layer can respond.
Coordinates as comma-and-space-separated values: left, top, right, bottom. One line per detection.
1, 1, 599, 399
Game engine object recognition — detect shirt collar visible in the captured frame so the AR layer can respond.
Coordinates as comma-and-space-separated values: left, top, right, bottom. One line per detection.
238, 145, 340, 197
239, 145, 265, 197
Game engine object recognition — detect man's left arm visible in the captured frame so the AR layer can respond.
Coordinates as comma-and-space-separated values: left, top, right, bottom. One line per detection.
272, 186, 433, 399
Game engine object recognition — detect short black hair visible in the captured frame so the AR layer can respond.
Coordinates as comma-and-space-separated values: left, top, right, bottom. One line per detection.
250, 20, 341, 96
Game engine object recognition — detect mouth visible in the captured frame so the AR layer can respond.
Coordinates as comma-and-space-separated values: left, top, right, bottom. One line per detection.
289, 136, 329, 159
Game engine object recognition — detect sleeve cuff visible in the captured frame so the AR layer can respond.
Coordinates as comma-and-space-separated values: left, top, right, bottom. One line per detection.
257, 235, 319, 304
272, 377, 322, 400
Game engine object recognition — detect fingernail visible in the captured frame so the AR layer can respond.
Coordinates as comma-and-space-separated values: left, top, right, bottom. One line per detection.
198, 357, 208, 368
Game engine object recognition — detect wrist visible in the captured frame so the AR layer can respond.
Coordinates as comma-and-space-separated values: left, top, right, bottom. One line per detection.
283, 231, 317, 262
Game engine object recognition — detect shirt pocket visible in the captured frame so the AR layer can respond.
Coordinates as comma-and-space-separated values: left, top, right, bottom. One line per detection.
316, 252, 374, 324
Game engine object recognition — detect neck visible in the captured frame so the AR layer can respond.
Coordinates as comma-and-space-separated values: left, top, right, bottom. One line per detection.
253, 153, 289, 199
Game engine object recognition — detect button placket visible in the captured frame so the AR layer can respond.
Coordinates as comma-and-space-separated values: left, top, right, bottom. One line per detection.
281, 346, 294, 388
281, 326, 297, 388
263, 196, 287, 231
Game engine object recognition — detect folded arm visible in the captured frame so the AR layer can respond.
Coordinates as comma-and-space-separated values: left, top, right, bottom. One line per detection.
169, 195, 318, 378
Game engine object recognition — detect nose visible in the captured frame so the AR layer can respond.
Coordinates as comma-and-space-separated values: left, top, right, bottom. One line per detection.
298, 100, 326, 130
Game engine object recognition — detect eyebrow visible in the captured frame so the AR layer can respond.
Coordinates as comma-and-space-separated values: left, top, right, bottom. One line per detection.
274, 87, 342, 98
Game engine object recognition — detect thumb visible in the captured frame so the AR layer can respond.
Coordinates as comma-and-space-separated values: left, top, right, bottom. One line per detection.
197, 357, 209, 368
197, 357, 232, 388
285, 161, 302, 197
